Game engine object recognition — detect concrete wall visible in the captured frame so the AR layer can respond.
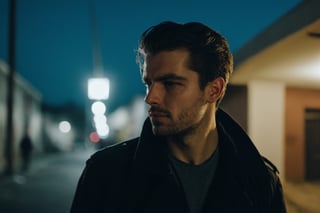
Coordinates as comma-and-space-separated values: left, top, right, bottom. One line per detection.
0, 59, 42, 171
247, 80, 285, 177
220, 84, 248, 131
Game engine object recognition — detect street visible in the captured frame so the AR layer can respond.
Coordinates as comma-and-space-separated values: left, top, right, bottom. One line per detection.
1, 147, 320, 213
0, 148, 93, 213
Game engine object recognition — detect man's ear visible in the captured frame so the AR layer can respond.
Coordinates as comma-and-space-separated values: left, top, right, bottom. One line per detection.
205, 77, 225, 103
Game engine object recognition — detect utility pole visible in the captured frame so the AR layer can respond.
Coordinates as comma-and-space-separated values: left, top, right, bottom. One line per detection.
89, 0, 104, 76
4, 0, 16, 175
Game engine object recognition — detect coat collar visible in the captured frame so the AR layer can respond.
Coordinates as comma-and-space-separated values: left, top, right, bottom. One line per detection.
216, 109, 269, 176
127, 109, 271, 212
132, 117, 170, 176
132, 108, 269, 177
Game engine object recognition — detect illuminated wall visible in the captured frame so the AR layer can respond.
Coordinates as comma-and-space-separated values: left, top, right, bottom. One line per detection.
247, 80, 286, 177
0, 59, 42, 171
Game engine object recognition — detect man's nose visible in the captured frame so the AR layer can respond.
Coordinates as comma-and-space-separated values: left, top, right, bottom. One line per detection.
144, 83, 161, 105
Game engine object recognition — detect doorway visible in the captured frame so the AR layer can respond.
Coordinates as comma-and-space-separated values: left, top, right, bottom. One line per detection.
305, 109, 320, 180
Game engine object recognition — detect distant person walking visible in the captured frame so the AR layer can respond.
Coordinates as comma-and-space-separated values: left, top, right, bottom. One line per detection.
20, 133, 33, 172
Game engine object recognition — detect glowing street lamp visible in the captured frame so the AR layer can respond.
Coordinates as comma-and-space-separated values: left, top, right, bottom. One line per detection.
87, 78, 110, 141
87, 77, 109, 100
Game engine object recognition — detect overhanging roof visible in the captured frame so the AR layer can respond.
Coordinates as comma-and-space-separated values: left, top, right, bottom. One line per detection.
232, 0, 320, 89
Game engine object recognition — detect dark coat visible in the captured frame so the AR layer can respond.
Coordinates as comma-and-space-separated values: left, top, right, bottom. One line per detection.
70, 109, 286, 213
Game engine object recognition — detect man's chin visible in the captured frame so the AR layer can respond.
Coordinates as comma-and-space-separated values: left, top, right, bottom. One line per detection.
151, 125, 168, 136
151, 125, 177, 136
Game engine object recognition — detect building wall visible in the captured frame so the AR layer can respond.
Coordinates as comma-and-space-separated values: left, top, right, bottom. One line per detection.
285, 87, 320, 181
220, 84, 248, 131
247, 80, 286, 177
0, 60, 42, 171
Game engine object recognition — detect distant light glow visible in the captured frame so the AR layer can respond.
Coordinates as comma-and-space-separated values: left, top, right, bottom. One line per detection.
93, 114, 107, 126
88, 78, 110, 100
96, 124, 109, 139
91, 101, 106, 115
89, 132, 100, 143
59, 121, 71, 133
108, 107, 129, 129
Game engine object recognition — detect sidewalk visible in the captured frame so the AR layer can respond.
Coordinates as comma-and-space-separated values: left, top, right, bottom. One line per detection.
283, 180, 320, 213
1, 150, 320, 213
0, 148, 93, 186
0, 148, 94, 213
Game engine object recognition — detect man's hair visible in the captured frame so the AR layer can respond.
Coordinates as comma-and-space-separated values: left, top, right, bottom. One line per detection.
137, 21, 233, 106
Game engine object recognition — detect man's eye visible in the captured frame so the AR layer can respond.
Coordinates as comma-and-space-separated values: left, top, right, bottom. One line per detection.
164, 81, 179, 88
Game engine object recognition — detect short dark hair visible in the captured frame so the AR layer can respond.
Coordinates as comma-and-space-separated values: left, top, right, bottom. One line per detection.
137, 21, 233, 105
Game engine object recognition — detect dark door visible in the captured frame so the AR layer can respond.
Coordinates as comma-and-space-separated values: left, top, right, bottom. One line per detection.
305, 109, 320, 180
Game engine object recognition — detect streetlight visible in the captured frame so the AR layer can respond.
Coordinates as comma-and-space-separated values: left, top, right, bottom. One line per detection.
87, 77, 109, 100
86, 0, 111, 143
87, 79, 110, 141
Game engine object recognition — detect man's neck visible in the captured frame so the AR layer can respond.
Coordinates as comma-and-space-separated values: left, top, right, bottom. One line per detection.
166, 109, 219, 165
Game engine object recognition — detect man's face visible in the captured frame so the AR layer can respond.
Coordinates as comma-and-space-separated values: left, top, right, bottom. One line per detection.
142, 49, 209, 136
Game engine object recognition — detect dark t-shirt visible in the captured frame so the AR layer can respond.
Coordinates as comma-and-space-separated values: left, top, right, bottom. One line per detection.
168, 146, 219, 213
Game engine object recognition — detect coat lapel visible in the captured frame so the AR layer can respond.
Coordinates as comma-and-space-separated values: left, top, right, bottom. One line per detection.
126, 118, 188, 213
200, 109, 270, 212
125, 110, 270, 213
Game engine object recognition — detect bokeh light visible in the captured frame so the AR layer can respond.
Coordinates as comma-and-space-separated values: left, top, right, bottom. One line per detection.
59, 121, 71, 133
91, 101, 106, 115
89, 131, 100, 143
87, 78, 110, 100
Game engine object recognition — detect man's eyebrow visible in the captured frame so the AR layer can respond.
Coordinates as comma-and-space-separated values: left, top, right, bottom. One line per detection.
143, 73, 187, 83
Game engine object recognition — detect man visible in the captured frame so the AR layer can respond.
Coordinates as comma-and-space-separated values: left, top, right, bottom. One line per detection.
70, 21, 286, 213
20, 132, 33, 172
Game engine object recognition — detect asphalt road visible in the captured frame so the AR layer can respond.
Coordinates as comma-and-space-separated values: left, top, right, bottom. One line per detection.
0, 148, 93, 213
1, 146, 318, 213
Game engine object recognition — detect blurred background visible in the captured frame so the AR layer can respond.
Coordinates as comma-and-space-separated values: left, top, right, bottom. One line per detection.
0, 0, 320, 212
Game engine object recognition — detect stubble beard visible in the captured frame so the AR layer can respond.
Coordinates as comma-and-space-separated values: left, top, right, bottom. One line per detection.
152, 96, 206, 138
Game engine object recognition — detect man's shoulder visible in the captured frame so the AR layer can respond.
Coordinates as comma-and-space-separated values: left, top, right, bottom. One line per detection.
87, 138, 139, 168
262, 157, 283, 189
91, 138, 139, 161
262, 156, 279, 175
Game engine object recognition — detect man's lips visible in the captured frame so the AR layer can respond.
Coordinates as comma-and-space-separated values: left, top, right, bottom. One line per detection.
148, 108, 170, 118
148, 111, 168, 117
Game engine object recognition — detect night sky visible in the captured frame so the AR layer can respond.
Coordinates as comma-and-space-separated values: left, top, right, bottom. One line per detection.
0, 0, 301, 112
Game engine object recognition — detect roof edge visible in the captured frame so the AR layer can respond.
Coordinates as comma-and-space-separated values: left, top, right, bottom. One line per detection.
234, 0, 320, 67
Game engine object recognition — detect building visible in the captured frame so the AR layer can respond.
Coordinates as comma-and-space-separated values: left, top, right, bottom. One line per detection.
0, 59, 42, 171
224, 0, 320, 181
0, 59, 86, 172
